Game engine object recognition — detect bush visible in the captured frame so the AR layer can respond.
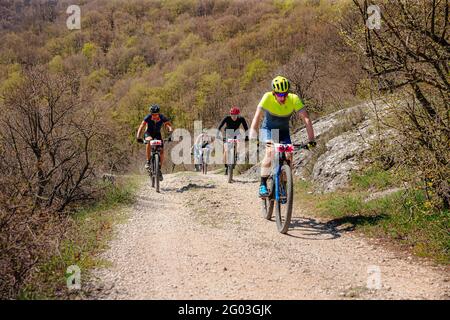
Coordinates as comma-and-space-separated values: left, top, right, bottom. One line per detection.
319, 189, 450, 263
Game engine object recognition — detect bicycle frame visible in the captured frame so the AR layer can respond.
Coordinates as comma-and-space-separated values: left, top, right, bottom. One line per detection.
271, 143, 303, 201
144, 140, 164, 175
272, 146, 290, 202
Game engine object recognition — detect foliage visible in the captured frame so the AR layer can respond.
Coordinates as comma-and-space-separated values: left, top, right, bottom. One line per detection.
343, 0, 450, 208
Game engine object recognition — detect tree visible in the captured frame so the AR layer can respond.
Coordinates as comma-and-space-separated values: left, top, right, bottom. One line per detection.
346, 0, 450, 208
0, 66, 98, 211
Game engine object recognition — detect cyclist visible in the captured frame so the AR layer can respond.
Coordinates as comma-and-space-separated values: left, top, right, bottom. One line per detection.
192, 129, 214, 171
217, 106, 249, 175
136, 104, 173, 181
249, 76, 316, 197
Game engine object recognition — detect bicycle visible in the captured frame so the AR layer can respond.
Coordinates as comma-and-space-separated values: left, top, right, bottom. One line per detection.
226, 138, 239, 183
261, 143, 309, 234
199, 144, 210, 175
139, 137, 171, 193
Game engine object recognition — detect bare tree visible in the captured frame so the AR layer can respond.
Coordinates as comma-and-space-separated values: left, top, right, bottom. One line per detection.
0, 67, 98, 212
346, 0, 450, 207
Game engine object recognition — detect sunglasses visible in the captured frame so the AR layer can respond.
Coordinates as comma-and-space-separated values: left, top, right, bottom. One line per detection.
274, 92, 288, 97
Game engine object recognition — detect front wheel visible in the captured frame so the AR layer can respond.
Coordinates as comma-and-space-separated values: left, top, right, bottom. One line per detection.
227, 164, 233, 183
154, 154, 160, 193
275, 164, 293, 234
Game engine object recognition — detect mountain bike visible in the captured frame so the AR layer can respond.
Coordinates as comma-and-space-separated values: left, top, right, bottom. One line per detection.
261, 143, 309, 234
140, 138, 170, 193
226, 138, 239, 183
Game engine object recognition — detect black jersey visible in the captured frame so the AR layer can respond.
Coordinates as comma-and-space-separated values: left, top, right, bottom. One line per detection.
217, 116, 249, 133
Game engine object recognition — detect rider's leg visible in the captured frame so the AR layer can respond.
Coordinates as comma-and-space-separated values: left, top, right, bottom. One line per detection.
158, 148, 164, 180
261, 143, 274, 185
223, 142, 228, 164
146, 144, 151, 161
223, 142, 229, 174
145, 134, 152, 161
145, 135, 152, 168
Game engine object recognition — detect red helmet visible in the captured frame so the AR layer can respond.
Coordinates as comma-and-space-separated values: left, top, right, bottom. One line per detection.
230, 106, 240, 115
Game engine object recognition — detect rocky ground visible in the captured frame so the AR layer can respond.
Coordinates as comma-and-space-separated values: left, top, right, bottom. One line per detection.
87, 172, 449, 300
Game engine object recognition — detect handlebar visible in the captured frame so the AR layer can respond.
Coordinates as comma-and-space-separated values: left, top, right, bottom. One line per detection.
292, 143, 310, 150
138, 138, 172, 145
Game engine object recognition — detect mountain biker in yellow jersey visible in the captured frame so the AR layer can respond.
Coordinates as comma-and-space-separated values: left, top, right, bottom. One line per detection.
249, 76, 316, 197
136, 104, 173, 181
217, 107, 249, 175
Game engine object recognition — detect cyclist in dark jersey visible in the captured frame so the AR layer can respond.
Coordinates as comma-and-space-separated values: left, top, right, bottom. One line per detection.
217, 106, 249, 175
136, 104, 173, 180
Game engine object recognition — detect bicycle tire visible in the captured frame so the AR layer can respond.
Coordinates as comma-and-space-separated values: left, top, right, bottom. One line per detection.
154, 153, 160, 193
150, 164, 155, 188
261, 177, 274, 219
275, 164, 293, 234
227, 164, 233, 183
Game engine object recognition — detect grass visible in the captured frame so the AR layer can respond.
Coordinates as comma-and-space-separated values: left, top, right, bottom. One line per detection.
19, 175, 143, 300
295, 166, 450, 265
350, 165, 398, 191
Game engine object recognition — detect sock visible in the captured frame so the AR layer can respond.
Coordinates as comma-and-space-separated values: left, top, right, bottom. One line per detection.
261, 176, 268, 186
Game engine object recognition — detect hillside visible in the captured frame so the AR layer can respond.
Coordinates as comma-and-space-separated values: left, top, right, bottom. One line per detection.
0, 0, 448, 300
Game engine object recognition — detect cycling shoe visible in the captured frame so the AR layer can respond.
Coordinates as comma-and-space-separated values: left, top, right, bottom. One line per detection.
259, 185, 269, 198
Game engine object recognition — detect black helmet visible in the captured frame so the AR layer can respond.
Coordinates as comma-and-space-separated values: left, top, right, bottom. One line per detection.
149, 104, 160, 114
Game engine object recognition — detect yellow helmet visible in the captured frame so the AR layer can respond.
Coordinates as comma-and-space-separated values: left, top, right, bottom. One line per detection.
271, 76, 290, 93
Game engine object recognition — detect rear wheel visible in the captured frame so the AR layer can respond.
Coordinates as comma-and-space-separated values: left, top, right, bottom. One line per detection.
275, 164, 293, 234
154, 153, 160, 193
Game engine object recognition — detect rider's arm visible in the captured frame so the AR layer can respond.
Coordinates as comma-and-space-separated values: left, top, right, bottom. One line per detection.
137, 121, 147, 139
241, 117, 249, 134
217, 117, 227, 132
195, 134, 202, 145
298, 109, 315, 142
249, 106, 264, 139
164, 121, 173, 133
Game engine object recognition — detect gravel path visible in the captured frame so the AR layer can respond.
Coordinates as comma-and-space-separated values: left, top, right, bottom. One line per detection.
88, 172, 449, 300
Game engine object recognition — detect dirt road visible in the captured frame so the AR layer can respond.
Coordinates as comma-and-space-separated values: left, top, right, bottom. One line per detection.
89, 171, 449, 300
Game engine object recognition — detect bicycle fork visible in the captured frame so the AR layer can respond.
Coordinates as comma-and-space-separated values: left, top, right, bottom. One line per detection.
273, 153, 282, 202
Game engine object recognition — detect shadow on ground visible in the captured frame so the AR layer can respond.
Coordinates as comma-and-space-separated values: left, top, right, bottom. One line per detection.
161, 183, 216, 193
231, 178, 259, 184
325, 214, 388, 232
286, 214, 387, 240
287, 217, 342, 240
